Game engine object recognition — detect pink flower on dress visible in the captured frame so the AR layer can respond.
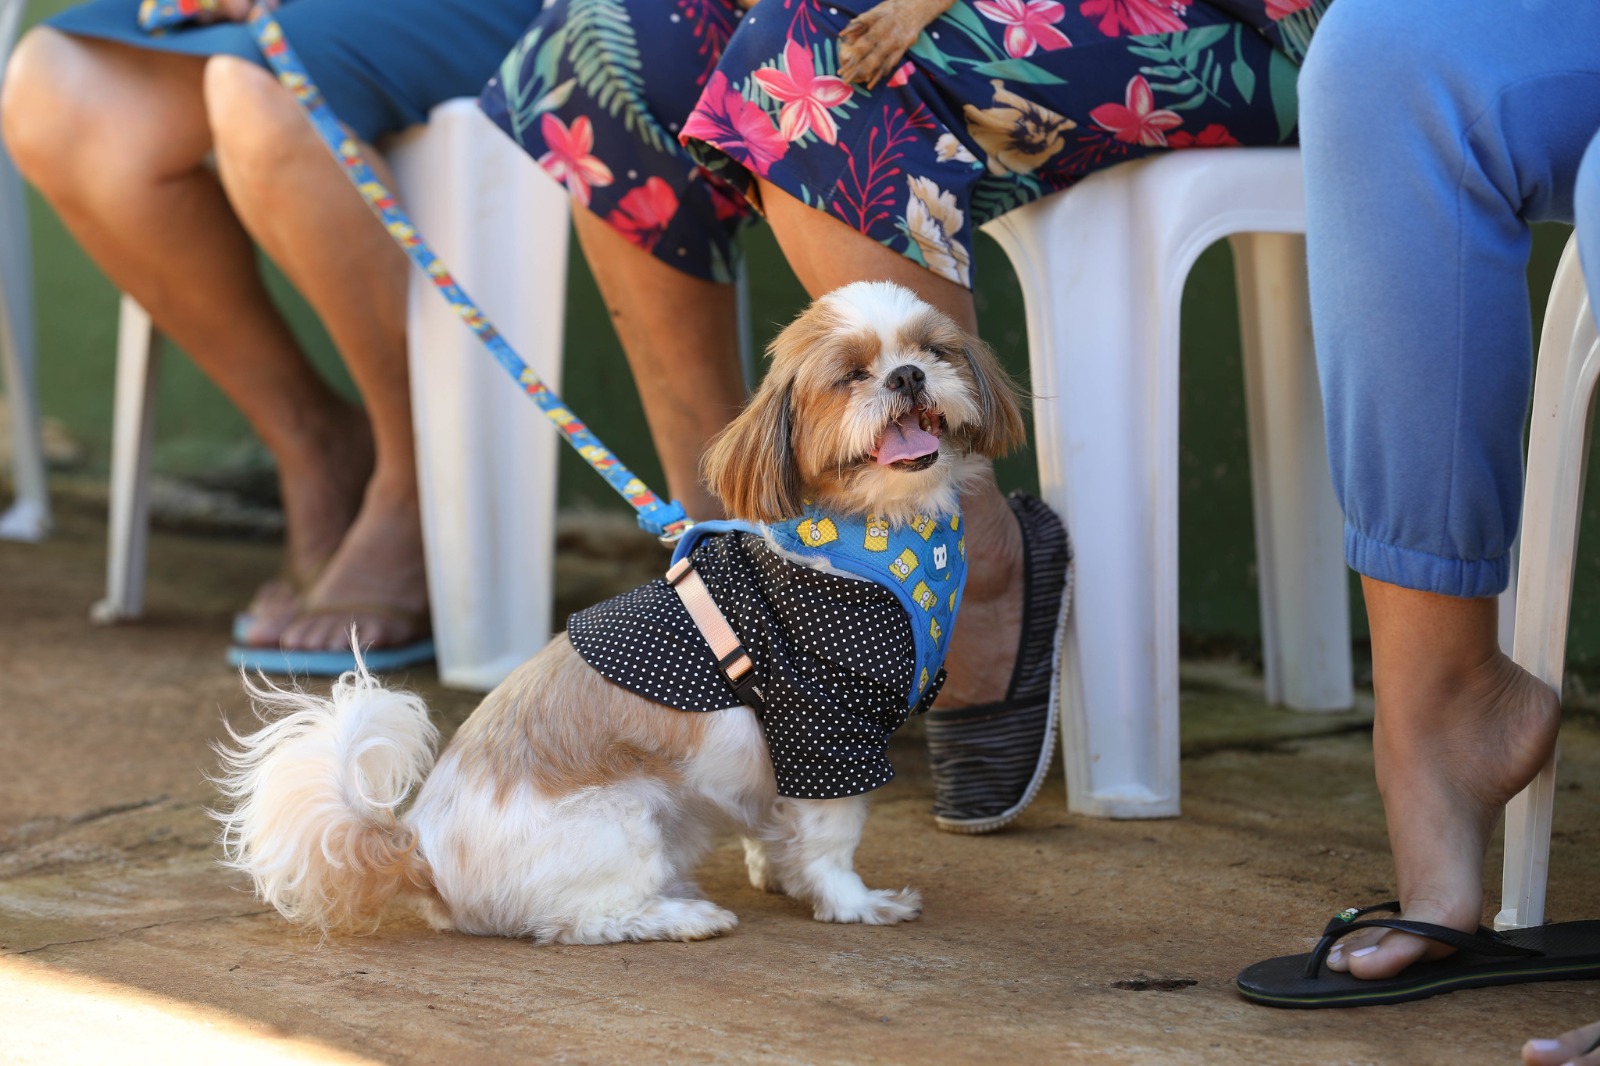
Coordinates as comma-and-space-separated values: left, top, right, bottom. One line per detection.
974, 0, 1072, 59
607, 177, 679, 252
537, 114, 614, 207
752, 39, 855, 144
1265, 0, 1312, 19
1090, 75, 1183, 146
682, 72, 790, 176
1166, 123, 1239, 149
888, 61, 916, 88
1078, 0, 1188, 37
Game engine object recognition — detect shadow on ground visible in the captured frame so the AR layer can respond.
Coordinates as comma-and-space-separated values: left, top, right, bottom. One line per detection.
3, 498, 1599, 1064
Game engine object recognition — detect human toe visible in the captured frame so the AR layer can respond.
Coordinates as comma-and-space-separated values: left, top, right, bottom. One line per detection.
277, 602, 430, 653
1524, 1023, 1600, 1066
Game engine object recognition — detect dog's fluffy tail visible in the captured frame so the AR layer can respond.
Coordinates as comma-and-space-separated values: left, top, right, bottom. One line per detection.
211, 652, 439, 933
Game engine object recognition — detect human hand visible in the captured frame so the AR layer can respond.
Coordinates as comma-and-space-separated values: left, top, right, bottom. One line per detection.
837, 0, 954, 87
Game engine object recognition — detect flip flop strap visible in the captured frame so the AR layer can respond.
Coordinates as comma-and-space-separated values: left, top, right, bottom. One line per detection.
1303, 909, 1543, 978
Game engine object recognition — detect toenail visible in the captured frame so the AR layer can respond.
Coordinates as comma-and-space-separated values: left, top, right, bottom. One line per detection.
1327, 946, 1343, 962
1350, 946, 1378, 958
1528, 1040, 1562, 1052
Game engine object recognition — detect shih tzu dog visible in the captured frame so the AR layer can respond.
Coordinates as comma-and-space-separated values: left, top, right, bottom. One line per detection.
212, 280, 1025, 944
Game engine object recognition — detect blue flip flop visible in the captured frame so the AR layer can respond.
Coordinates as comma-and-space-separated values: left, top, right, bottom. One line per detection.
227, 603, 434, 676
227, 638, 436, 676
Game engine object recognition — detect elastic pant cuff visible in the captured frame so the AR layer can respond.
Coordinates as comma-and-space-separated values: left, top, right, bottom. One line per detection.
1344, 526, 1509, 599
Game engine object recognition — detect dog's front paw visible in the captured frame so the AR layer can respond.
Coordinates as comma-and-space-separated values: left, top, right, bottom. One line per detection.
837, 7, 922, 87
814, 887, 922, 925
658, 899, 741, 942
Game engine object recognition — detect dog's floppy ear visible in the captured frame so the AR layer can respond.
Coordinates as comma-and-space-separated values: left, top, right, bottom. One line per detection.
958, 330, 1027, 458
702, 376, 804, 523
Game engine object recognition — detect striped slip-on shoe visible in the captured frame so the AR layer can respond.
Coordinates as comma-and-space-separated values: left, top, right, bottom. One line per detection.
925, 491, 1072, 834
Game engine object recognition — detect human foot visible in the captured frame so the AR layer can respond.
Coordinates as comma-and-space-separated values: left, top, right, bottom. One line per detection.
1325, 652, 1560, 980
234, 573, 305, 645
1525, 1022, 1600, 1065
931, 480, 1023, 708
272, 474, 429, 654
238, 400, 376, 646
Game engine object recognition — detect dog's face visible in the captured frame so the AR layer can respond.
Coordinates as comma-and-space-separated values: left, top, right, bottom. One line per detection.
704, 281, 1025, 523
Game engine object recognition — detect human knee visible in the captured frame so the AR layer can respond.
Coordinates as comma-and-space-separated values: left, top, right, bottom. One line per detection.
203, 55, 307, 190
1299, 1, 1441, 140
1, 28, 100, 185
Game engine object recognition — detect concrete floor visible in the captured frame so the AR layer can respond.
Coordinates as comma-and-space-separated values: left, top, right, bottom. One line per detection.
4, 498, 1600, 1065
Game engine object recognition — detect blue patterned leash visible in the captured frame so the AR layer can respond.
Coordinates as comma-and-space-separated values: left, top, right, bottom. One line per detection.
137, 0, 694, 541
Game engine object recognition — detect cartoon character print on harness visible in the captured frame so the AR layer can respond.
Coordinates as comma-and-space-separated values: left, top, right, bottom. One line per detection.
565, 507, 967, 801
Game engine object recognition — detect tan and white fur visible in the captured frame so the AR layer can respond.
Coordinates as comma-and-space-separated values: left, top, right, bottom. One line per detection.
212, 281, 1024, 944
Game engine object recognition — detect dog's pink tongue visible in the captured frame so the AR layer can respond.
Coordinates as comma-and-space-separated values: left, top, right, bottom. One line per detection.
872, 412, 940, 465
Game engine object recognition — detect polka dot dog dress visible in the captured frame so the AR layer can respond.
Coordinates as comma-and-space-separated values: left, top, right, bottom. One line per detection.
568, 510, 967, 799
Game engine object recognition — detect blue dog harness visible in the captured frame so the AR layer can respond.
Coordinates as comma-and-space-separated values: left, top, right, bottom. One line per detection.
567, 509, 967, 798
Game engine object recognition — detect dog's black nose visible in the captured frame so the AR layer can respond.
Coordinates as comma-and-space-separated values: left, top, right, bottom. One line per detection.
885, 364, 926, 398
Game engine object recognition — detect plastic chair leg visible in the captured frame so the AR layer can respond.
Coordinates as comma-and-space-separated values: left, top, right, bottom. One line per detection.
0, 5, 50, 542
91, 296, 162, 624
1231, 232, 1352, 712
1495, 236, 1599, 930
985, 169, 1182, 818
388, 99, 567, 691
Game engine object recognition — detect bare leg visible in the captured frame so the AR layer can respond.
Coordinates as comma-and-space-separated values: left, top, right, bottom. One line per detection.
1325, 578, 1559, 979
204, 57, 424, 650
1, 31, 371, 638
569, 205, 746, 521
758, 179, 1022, 708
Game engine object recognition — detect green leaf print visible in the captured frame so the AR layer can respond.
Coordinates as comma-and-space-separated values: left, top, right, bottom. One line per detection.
1276, 0, 1331, 65
909, 32, 956, 74
567, 0, 674, 155
934, 1, 1007, 63
1131, 27, 1238, 112
1267, 48, 1299, 143
536, 79, 577, 117
499, 26, 580, 142
1229, 27, 1255, 104
970, 59, 1067, 85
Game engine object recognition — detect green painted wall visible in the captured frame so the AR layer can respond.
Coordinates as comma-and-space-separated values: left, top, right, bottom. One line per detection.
8, 0, 1588, 668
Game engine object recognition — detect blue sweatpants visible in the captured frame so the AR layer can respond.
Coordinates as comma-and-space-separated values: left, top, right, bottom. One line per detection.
1300, 0, 1600, 598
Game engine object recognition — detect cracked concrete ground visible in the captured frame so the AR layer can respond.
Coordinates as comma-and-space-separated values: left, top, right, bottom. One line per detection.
4, 498, 1600, 1065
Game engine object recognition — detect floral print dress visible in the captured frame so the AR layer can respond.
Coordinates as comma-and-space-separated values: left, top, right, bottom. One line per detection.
478, 0, 1328, 287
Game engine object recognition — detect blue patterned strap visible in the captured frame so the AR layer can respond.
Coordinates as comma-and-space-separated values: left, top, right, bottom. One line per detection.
140, 0, 692, 541
138, 0, 219, 31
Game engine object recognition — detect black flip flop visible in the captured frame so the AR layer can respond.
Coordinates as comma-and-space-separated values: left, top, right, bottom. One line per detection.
1237, 902, 1600, 1008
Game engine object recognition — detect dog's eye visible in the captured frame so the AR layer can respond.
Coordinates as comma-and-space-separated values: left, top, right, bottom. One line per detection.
837, 368, 872, 387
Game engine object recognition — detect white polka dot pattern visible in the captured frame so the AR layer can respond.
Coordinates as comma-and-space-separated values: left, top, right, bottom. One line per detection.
568, 532, 916, 799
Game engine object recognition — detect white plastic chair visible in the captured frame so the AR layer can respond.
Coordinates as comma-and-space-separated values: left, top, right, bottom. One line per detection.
982, 147, 1353, 818
0, 0, 50, 542
94, 99, 568, 691
1495, 233, 1597, 931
